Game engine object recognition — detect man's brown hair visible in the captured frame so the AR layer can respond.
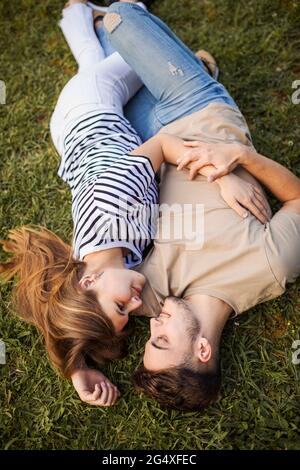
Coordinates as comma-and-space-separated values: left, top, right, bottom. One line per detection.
132, 359, 221, 410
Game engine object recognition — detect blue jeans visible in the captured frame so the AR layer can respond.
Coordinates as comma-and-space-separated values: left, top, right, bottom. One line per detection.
96, 2, 237, 141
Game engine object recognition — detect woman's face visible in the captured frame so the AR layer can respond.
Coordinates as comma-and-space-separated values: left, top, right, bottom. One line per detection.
90, 269, 146, 333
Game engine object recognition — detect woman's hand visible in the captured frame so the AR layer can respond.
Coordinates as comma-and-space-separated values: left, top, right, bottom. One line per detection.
177, 141, 250, 181
217, 173, 272, 224
71, 368, 120, 407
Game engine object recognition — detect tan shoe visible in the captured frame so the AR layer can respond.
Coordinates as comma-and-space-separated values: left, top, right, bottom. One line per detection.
195, 49, 219, 80
65, 0, 88, 8
87, 2, 108, 14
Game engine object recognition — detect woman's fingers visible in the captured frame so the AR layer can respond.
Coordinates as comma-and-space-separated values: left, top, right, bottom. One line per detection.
242, 196, 269, 224
251, 189, 271, 221
229, 200, 249, 219
79, 384, 101, 403
106, 384, 117, 406
254, 187, 272, 219
99, 382, 119, 406
92, 383, 103, 400
80, 382, 120, 407
98, 382, 110, 404
98, 382, 120, 407
230, 191, 270, 224
222, 184, 269, 224
252, 195, 270, 222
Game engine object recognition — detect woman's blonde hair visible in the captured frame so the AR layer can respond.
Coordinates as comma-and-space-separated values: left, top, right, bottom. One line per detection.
0, 226, 127, 378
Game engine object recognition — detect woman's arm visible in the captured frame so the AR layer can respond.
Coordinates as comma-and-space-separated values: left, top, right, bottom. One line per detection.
131, 133, 190, 172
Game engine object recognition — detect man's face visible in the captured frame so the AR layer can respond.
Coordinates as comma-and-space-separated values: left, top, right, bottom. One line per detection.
143, 297, 200, 371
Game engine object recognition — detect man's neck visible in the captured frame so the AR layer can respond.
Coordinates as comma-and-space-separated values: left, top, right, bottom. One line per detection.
184, 294, 232, 346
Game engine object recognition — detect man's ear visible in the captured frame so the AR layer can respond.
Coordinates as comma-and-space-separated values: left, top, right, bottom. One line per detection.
195, 337, 212, 363
78, 274, 97, 291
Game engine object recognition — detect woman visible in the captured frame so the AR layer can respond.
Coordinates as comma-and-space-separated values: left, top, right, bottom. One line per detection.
0, 0, 270, 407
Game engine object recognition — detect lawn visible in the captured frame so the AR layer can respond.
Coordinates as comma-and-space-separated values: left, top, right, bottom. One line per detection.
0, 0, 300, 450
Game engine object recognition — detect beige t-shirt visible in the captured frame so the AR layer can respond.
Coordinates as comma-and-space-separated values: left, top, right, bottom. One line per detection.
135, 103, 300, 317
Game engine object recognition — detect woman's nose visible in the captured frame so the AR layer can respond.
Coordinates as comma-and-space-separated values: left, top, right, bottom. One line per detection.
126, 295, 142, 313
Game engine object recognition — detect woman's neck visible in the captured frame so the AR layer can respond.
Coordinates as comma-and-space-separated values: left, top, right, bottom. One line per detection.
83, 248, 125, 274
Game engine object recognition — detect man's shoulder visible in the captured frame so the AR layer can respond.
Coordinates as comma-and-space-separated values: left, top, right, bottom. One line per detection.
266, 208, 300, 287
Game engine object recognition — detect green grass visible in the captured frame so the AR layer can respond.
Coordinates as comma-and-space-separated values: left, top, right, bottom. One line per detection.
0, 0, 300, 450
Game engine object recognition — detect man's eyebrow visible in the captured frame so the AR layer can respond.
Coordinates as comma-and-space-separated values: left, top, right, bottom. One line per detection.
150, 341, 169, 351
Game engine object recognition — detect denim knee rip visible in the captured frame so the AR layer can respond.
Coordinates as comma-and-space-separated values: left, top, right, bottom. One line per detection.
103, 13, 122, 33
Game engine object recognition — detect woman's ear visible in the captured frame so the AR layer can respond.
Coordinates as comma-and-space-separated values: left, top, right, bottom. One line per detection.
79, 274, 96, 291
195, 337, 212, 363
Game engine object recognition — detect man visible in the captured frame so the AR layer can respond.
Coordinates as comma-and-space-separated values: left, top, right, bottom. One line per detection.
131, 140, 300, 410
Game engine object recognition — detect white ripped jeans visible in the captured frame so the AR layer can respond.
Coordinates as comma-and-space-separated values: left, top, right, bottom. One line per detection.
50, 3, 144, 156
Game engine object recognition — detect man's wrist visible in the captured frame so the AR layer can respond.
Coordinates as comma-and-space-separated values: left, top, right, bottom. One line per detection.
239, 145, 256, 166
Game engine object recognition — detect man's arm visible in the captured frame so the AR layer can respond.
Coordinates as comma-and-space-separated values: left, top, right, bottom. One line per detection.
176, 141, 300, 214
240, 148, 300, 214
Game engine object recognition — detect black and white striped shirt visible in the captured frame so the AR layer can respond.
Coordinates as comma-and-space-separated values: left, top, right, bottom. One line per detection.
58, 111, 158, 267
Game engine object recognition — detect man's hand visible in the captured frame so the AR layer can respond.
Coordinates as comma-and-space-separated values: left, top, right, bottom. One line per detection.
71, 368, 120, 407
177, 141, 248, 181
217, 173, 271, 224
